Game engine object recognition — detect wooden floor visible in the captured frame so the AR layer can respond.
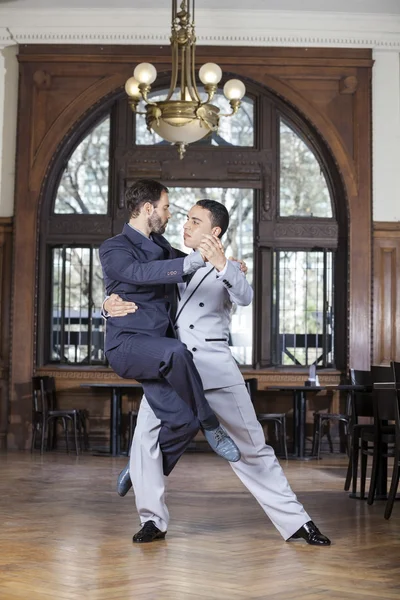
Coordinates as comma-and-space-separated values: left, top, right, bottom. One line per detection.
1, 452, 400, 600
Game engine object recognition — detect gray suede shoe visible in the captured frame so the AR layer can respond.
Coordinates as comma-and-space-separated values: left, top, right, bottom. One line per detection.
117, 463, 132, 497
203, 426, 241, 462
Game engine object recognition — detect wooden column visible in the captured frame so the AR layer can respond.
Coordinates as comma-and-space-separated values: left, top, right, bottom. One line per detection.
373, 222, 400, 365
0, 217, 12, 449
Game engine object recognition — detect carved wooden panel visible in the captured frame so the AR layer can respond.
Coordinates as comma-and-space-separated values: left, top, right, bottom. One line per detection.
373, 223, 400, 365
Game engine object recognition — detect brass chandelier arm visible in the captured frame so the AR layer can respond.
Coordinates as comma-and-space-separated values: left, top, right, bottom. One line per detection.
165, 40, 179, 102
218, 99, 242, 118
180, 45, 187, 101
188, 31, 201, 102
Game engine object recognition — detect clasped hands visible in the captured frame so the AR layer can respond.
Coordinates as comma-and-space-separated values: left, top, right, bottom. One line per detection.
198, 234, 226, 272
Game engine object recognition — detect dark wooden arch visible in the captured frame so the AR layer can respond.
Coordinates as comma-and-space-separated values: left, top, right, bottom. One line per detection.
9, 45, 372, 448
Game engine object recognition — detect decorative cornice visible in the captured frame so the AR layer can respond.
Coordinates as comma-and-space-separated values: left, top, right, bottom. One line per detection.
0, 9, 400, 49
0, 28, 15, 47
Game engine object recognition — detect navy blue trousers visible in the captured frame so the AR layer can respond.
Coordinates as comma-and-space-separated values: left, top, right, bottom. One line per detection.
106, 335, 216, 475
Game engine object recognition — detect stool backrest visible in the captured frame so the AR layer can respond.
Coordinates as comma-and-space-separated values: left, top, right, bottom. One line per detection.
371, 365, 397, 425
32, 376, 57, 414
350, 369, 374, 419
373, 385, 399, 426
370, 365, 393, 384
392, 361, 400, 384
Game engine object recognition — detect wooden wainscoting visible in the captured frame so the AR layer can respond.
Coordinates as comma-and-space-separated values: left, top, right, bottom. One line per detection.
0, 217, 12, 450
373, 222, 400, 365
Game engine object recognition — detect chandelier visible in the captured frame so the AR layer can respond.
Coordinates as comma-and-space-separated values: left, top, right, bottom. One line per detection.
124, 0, 246, 159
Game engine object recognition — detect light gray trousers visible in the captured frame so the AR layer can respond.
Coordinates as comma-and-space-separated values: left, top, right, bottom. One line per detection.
130, 383, 310, 540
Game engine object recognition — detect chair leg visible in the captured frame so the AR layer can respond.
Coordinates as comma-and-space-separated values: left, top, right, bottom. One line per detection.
51, 420, 57, 450
343, 422, 350, 456
80, 412, 89, 451
62, 417, 69, 454
360, 439, 368, 499
41, 418, 47, 455
282, 417, 288, 460
273, 421, 279, 453
73, 413, 79, 456
311, 415, 319, 456
316, 418, 324, 460
31, 424, 37, 453
344, 447, 353, 491
367, 443, 380, 505
351, 436, 359, 495
385, 453, 400, 520
326, 422, 334, 454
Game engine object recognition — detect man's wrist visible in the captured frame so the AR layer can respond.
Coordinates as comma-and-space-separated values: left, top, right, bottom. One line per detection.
214, 257, 227, 272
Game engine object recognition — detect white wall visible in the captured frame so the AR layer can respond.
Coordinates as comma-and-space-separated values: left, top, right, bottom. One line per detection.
0, 8, 400, 220
372, 50, 400, 222
0, 45, 18, 218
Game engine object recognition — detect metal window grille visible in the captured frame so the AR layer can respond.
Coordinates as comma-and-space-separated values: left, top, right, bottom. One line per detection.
272, 249, 334, 367
50, 246, 106, 365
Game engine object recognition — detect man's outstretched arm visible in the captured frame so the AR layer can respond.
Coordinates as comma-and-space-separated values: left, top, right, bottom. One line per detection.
100, 241, 204, 287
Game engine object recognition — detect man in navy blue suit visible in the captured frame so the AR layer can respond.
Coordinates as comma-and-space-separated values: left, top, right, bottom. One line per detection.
99, 179, 240, 476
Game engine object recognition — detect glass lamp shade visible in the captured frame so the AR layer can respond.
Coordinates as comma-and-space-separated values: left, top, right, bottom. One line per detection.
134, 63, 157, 85
124, 76, 141, 99
199, 62, 223, 85
147, 101, 220, 144
152, 119, 211, 144
223, 79, 246, 100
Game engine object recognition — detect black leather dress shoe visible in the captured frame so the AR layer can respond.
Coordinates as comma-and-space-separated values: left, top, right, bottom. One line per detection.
288, 521, 331, 546
132, 521, 167, 544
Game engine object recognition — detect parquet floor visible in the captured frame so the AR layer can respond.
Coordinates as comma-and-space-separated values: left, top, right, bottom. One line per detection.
1, 452, 400, 600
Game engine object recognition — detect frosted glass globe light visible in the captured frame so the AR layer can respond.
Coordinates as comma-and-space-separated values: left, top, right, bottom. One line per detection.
199, 63, 222, 85
134, 63, 157, 85
124, 77, 141, 98
223, 79, 246, 101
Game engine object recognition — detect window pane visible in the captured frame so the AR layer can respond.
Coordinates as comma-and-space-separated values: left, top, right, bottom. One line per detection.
50, 247, 106, 364
167, 187, 254, 365
273, 250, 334, 367
279, 120, 333, 218
54, 116, 110, 214
135, 90, 254, 147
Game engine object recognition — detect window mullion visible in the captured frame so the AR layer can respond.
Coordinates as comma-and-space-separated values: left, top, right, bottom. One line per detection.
60, 246, 66, 364
87, 247, 94, 366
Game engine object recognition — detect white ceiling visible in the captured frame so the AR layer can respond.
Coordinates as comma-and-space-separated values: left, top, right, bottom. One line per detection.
0, 0, 399, 13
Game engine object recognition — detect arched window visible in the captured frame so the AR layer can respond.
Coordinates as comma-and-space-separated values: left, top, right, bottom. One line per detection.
39, 83, 346, 371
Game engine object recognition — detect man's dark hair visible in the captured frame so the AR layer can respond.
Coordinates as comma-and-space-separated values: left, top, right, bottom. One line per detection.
125, 179, 169, 218
196, 199, 229, 238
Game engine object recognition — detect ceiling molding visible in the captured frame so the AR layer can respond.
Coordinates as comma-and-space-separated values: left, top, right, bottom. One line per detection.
0, 9, 399, 48
0, 28, 15, 47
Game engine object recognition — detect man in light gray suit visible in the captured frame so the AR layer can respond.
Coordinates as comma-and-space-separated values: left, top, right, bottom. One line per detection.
105, 199, 331, 546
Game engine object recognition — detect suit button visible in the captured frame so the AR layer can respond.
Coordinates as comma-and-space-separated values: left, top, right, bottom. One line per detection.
199, 303, 204, 307
192, 347, 197, 352
189, 324, 194, 329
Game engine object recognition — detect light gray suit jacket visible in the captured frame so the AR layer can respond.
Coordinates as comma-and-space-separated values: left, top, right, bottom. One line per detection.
174, 259, 253, 390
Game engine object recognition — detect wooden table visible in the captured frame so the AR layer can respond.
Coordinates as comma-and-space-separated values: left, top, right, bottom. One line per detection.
266, 385, 326, 460
81, 383, 142, 456
266, 384, 370, 461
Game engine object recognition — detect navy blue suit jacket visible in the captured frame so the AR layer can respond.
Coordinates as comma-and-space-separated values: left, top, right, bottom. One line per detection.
100, 224, 186, 353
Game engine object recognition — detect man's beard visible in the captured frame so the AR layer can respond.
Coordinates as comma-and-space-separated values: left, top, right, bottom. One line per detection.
148, 212, 167, 235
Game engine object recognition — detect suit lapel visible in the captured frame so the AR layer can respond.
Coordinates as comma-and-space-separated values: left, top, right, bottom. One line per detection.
174, 264, 215, 323
152, 233, 174, 258
122, 224, 166, 260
